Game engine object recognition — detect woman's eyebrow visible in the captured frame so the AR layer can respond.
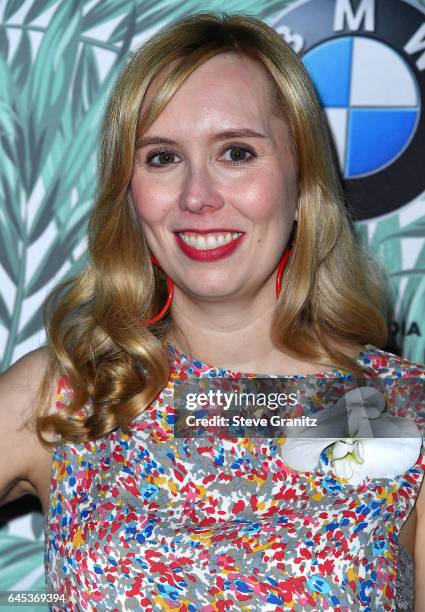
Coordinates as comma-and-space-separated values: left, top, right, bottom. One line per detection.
136, 128, 268, 148
214, 128, 268, 141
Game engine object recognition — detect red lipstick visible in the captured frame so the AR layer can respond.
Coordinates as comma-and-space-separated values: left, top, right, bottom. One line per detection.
174, 230, 245, 262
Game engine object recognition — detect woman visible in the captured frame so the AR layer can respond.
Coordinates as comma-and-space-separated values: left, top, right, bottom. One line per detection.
1, 11, 424, 611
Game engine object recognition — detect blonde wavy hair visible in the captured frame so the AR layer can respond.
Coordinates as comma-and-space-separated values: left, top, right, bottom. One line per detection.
35, 11, 389, 446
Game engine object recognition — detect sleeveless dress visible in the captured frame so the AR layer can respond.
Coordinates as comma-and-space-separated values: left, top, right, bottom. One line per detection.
44, 344, 425, 611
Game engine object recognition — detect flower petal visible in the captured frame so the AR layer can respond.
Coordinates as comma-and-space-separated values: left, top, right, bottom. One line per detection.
368, 414, 422, 438
331, 437, 423, 485
280, 437, 338, 471
344, 387, 386, 437
331, 440, 352, 460
332, 457, 354, 481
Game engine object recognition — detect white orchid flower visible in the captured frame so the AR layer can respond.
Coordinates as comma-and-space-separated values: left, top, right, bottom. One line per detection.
280, 386, 423, 486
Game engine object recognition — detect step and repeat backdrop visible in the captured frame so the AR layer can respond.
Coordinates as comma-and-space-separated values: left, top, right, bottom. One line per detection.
1, 0, 424, 605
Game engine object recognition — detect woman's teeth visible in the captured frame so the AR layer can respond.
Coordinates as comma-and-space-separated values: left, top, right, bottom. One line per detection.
178, 232, 242, 250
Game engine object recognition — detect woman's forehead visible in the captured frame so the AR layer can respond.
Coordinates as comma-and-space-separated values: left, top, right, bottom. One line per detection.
140, 52, 281, 135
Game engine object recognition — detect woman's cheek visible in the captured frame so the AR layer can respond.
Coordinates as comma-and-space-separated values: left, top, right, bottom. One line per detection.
131, 181, 167, 223
237, 183, 284, 221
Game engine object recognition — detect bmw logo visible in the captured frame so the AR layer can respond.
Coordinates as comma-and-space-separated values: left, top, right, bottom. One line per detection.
272, 0, 425, 220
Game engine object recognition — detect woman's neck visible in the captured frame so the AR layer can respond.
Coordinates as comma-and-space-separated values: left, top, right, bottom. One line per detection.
165, 302, 333, 376
164, 282, 278, 369
165, 289, 365, 376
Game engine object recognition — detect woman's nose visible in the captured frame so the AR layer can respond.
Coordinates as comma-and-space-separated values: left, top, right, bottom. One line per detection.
179, 165, 225, 214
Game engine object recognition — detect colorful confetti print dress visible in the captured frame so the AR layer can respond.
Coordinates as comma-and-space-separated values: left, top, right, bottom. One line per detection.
44, 344, 425, 611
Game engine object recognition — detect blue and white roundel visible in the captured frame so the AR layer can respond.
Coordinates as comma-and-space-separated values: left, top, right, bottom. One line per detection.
303, 36, 420, 178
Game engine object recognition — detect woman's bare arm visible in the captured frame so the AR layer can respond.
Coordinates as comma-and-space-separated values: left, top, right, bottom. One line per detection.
0, 348, 53, 507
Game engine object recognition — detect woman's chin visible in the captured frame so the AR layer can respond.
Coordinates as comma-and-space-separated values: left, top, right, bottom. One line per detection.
178, 283, 245, 301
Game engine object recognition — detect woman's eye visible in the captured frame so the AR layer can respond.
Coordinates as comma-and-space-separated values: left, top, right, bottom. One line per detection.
223, 145, 255, 164
145, 148, 178, 167
144, 144, 255, 168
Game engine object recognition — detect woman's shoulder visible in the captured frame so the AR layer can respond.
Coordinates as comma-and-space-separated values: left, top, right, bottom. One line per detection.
360, 344, 425, 378
360, 345, 425, 434
0, 346, 52, 439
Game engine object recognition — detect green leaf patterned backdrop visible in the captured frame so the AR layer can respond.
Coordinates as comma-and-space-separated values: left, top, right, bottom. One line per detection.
0, 0, 424, 605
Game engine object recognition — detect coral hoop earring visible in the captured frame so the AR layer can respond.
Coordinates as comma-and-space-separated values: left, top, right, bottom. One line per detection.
276, 245, 293, 299
145, 254, 174, 325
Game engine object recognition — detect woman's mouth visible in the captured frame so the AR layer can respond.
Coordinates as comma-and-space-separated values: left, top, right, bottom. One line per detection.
174, 230, 245, 261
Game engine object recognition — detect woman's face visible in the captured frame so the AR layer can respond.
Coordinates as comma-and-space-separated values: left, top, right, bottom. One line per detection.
131, 52, 298, 302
